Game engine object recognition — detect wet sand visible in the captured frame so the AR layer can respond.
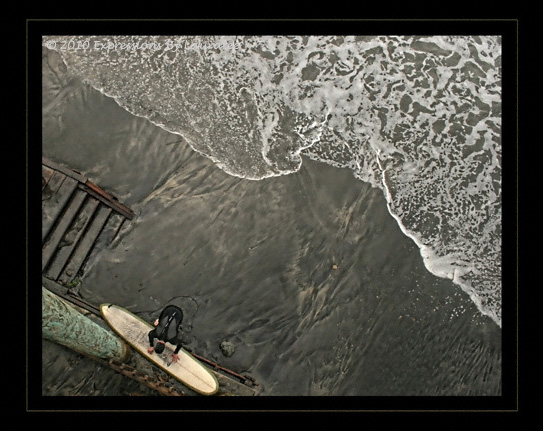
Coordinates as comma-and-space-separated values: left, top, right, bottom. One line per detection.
37, 48, 504, 408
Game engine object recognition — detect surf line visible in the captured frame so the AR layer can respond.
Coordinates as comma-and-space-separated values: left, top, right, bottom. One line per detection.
372, 147, 458, 278
372, 147, 501, 327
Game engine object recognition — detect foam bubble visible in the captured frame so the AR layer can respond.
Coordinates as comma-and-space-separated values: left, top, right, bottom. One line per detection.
43, 35, 502, 326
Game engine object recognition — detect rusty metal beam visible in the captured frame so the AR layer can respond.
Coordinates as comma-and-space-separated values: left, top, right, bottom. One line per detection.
80, 181, 135, 220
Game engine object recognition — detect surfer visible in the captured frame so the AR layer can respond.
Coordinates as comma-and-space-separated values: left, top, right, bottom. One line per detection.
148, 305, 186, 363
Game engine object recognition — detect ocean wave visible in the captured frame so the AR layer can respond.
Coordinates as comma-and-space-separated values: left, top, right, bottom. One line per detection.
43, 35, 502, 326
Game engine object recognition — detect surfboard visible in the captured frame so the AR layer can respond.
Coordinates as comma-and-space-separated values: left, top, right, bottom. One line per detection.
100, 303, 219, 395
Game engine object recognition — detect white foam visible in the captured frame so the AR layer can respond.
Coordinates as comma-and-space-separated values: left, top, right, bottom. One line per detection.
44, 35, 502, 326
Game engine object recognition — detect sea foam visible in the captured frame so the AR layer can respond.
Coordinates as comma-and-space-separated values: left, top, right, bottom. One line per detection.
43, 35, 502, 326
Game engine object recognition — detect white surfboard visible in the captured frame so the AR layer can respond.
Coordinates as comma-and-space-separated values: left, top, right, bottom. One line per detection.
100, 303, 218, 395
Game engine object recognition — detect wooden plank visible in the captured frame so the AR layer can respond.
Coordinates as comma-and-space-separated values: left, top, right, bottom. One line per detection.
212, 371, 257, 396
110, 216, 126, 243
42, 157, 87, 183
42, 171, 67, 241
80, 182, 135, 220
42, 276, 101, 316
45, 197, 100, 281
42, 175, 79, 242
80, 212, 125, 272
98, 212, 125, 246
42, 158, 133, 219
190, 352, 258, 392
42, 165, 55, 191
43, 169, 65, 194
42, 190, 87, 271
58, 205, 113, 285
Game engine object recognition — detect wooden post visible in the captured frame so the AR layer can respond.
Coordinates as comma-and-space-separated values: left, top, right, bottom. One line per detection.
42, 287, 130, 362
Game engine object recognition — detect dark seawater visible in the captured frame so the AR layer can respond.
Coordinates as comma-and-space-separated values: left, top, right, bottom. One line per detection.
40, 38, 502, 398
43, 35, 502, 326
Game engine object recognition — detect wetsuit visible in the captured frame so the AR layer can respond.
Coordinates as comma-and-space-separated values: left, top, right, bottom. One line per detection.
148, 305, 184, 354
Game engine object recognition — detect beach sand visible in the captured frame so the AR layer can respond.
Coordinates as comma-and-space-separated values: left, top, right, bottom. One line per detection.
39, 48, 502, 401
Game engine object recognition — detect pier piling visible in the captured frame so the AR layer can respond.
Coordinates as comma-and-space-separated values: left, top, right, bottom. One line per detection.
42, 287, 130, 362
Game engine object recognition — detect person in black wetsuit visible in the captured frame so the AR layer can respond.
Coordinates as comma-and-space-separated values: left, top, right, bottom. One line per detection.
147, 305, 186, 363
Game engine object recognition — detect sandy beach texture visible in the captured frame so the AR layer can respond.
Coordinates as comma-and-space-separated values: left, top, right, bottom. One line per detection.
40, 47, 502, 401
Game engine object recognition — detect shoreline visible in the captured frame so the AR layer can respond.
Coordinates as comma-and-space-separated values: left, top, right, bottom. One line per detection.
40, 48, 502, 397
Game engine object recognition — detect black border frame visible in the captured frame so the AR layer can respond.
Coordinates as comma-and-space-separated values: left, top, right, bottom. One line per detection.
26, 18, 519, 414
